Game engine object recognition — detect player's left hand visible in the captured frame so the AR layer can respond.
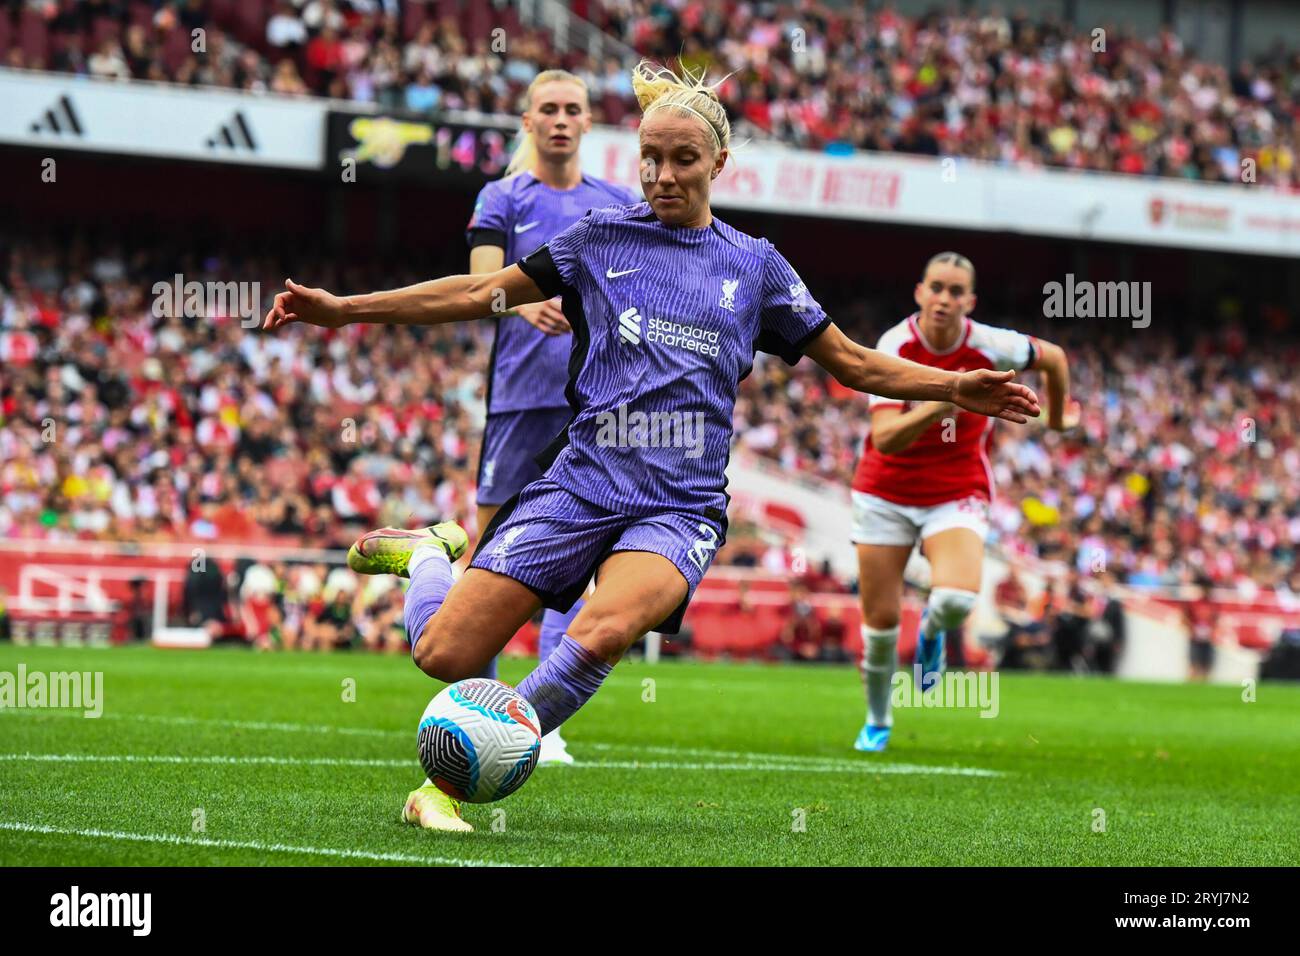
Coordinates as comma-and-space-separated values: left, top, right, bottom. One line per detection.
952, 369, 1040, 423
1048, 398, 1082, 431
262, 279, 349, 331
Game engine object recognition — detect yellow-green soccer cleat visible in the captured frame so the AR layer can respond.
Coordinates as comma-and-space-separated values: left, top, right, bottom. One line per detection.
346, 521, 469, 577
402, 783, 473, 832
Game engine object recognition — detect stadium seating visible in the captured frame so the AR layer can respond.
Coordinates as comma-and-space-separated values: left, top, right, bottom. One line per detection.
2, 1, 1295, 184
3, 232, 1298, 649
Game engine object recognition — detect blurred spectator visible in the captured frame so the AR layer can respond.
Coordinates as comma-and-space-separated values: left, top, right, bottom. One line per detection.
819, 602, 850, 663
278, 564, 324, 650
356, 578, 406, 653
802, 558, 848, 594
121, 576, 152, 643
1260, 626, 1300, 680
1052, 569, 1092, 672
1184, 579, 1219, 680
303, 579, 360, 651
997, 578, 1058, 671
182, 559, 229, 639
267, 2, 309, 50
238, 561, 282, 649
1084, 572, 1126, 674
88, 39, 131, 81
775, 581, 824, 662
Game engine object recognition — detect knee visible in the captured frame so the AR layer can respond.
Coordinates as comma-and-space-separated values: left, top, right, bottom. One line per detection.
412, 622, 479, 682
927, 587, 979, 630
567, 607, 638, 661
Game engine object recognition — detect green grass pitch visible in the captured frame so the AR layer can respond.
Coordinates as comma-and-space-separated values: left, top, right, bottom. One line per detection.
1, 643, 1296, 866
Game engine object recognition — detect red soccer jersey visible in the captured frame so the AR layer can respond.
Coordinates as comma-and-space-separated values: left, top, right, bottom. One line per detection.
852, 314, 1037, 507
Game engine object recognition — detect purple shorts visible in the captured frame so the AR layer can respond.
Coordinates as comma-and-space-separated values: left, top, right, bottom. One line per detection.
476, 407, 573, 507
468, 477, 726, 634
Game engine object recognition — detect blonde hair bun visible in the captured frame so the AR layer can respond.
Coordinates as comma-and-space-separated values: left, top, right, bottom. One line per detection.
631, 59, 730, 152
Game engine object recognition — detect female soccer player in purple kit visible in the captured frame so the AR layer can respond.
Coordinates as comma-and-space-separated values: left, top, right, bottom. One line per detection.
465, 69, 639, 766
263, 62, 1041, 832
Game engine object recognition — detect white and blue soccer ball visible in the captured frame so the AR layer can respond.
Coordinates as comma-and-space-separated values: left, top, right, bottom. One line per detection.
417, 679, 542, 804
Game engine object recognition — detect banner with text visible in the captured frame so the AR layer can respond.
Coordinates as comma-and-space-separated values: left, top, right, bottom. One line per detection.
580, 127, 1300, 259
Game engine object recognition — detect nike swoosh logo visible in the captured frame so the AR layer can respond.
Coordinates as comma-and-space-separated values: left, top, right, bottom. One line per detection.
514, 221, 540, 234
606, 267, 642, 278
505, 699, 541, 739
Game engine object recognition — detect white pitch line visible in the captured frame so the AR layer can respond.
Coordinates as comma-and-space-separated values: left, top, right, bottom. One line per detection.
2, 710, 1006, 776
0, 710, 395, 738
600, 674, 847, 696
0, 821, 520, 867
0, 752, 999, 777
580, 739, 985, 768
0, 753, 410, 767
116, 713, 396, 738
567, 760, 1000, 776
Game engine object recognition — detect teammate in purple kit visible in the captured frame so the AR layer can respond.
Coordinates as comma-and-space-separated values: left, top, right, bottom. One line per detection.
465, 68, 638, 766
262, 61, 1041, 832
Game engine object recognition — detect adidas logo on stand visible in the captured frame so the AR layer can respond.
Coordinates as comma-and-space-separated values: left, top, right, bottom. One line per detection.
29, 95, 83, 136
206, 112, 257, 152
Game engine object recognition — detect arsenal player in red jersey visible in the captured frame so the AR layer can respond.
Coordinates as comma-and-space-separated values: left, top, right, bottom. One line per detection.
852, 252, 1077, 752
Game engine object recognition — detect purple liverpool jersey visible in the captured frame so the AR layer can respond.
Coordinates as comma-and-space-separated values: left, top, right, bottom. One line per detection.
467, 172, 640, 415
517, 203, 832, 519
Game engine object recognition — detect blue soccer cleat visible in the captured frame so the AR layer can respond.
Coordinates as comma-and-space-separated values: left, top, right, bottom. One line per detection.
914, 609, 946, 693
854, 723, 892, 752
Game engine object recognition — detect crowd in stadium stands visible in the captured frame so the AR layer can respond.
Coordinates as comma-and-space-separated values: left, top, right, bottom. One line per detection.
176, 555, 416, 651
3, 1, 1298, 185
5, 235, 1300, 623
735, 315, 1300, 600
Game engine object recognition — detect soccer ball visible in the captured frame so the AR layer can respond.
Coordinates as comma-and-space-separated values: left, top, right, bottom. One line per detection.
417, 678, 542, 804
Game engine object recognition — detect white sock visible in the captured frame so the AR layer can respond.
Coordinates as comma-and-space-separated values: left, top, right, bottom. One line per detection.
860, 624, 899, 728
408, 541, 450, 578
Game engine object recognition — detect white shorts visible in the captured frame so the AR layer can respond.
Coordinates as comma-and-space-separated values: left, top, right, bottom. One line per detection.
850, 491, 990, 547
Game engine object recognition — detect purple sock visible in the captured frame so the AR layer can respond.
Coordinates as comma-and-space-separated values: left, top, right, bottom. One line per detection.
538, 598, 584, 663
475, 658, 499, 680
517, 634, 611, 735
403, 551, 454, 660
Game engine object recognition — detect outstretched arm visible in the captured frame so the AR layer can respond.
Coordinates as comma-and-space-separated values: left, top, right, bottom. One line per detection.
261, 264, 547, 331
469, 246, 570, 335
802, 323, 1040, 423
1030, 338, 1076, 430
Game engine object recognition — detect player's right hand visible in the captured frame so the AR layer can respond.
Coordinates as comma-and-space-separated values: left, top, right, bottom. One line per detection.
952, 368, 1040, 423
514, 297, 570, 335
262, 279, 349, 331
